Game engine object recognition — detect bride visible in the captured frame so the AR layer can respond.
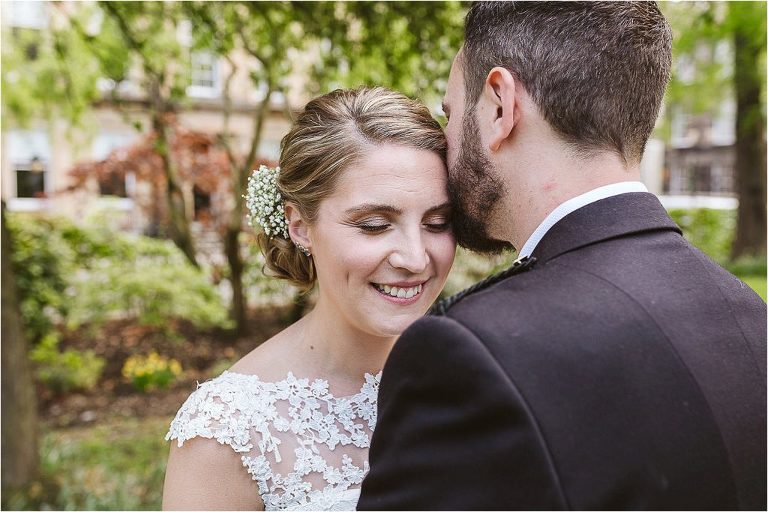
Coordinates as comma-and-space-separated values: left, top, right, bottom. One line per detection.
162, 87, 456, 510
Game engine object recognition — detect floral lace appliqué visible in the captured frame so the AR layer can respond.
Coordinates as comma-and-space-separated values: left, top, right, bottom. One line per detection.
166, 371, 380, 511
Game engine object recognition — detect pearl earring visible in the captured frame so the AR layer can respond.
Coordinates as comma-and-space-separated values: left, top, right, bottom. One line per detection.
294, 242, 311, 257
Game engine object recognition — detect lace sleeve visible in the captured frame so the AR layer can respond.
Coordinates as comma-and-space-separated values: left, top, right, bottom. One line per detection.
165, 374, 256, 453
166, 370, 380, 510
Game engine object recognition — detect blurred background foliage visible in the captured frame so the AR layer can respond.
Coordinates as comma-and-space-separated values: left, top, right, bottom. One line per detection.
1, 1, 765, 510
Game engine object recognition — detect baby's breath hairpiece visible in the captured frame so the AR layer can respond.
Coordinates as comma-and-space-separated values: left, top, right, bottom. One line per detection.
245, 165, 289, 239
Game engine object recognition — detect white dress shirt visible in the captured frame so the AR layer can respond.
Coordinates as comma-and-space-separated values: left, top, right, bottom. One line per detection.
518, 181, 649, 258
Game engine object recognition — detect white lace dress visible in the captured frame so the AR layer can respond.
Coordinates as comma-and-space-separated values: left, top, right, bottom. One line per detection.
166, 370, 381, 511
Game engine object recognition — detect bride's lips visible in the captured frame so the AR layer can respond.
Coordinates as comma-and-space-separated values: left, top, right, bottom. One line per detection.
370, 280, 427, 305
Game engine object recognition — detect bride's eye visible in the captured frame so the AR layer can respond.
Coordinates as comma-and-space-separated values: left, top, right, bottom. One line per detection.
355, 218, 390, 233
358, 224, 389, 234
424, 216, 451, 233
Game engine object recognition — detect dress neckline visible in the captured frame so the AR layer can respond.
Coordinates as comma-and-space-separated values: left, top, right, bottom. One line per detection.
219, 369, 382, 400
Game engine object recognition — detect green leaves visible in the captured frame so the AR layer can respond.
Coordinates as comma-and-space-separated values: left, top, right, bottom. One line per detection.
29, 333, 105, 394
661, 1, 766, 117
308, 1, 466, 107
7, 214, 232, 341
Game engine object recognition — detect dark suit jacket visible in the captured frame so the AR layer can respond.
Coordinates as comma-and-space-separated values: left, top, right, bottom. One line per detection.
358, 193, 766, 510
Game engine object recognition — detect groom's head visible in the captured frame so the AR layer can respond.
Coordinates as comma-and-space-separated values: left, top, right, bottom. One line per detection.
444, 1, 672, 252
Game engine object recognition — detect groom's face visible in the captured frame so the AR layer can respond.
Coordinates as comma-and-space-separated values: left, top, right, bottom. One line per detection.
443, 53, 511, 254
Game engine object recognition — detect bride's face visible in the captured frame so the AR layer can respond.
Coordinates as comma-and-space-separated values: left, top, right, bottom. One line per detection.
308, 143, 456, 339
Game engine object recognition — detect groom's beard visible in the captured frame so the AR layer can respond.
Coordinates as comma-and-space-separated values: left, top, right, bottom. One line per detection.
448, 112, 513, 255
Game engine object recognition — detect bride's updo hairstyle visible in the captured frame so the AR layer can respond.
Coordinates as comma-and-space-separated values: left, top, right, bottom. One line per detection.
257, 86, 446, 292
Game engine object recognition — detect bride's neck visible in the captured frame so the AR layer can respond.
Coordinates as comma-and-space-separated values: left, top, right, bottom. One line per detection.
296, 299, 396, 385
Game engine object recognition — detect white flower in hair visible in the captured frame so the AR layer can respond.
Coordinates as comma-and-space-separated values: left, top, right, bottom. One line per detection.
245, 165, 289, 239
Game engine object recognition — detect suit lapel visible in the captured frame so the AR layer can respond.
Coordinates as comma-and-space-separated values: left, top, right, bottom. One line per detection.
531, 192, 682, 263
431, 193, 681, 315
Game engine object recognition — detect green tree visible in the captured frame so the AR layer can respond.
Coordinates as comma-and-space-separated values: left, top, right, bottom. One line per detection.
95, 2, 199, 266
663, 1, 766, 259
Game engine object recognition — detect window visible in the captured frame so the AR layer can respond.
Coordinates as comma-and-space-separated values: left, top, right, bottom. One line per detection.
15, 158, 46, 198
690, 164, 712, 193
670, 108, 692, 147
1, 1, 48, 29
92, 133, 136, 198
711, 99, 736, 146
6, 130, 50, 199
187, 51, 220, 98
710, 163, 735, 195
193, 186, 212, 222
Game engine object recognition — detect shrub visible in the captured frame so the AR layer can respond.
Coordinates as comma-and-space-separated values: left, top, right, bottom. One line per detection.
8, 213, 232, 338
29, 333, 105, 394
5, 214, 75, 344
667, 208, 736, 264
724, 254, 767, 276
122, 351, 183, 392
68, 239, 232, 333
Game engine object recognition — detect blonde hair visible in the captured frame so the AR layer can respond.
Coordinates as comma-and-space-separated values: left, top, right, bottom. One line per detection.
257, 86, 447, 292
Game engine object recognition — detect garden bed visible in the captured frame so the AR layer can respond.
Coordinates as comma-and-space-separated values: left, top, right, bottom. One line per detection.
42, 305, 292, 429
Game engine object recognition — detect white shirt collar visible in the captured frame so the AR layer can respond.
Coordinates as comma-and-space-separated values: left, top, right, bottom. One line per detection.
518, 181, 649, 258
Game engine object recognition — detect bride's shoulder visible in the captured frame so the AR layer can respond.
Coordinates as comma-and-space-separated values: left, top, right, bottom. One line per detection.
165, 327, 301, 450
228, 320, 305, 381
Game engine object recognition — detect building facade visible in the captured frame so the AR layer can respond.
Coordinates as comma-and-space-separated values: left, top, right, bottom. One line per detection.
1, 1, 303, 236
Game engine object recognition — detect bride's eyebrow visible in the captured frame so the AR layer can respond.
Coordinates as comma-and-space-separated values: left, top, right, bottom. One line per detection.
343, 204, 402, 216
426, 202, 452, 214
344, 201, 452, 217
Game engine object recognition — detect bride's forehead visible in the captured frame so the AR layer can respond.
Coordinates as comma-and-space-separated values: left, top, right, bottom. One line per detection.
329, 165, 447, 204
335, 148, 445, 188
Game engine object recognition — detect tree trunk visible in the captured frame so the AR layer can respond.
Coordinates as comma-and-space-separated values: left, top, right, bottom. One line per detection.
152, 108, 198, 267
224, 150, 249, 335
1, 202, 39, 493
225, 226, 247, 335
226, 88, 273, 336
730, 3, 767, 259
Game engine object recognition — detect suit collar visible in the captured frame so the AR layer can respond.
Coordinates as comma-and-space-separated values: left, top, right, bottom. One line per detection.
531, 192, 682, 263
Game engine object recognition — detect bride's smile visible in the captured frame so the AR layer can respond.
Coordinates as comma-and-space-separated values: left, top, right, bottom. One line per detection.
372, 280, 425, 301
302, 142, 456, 339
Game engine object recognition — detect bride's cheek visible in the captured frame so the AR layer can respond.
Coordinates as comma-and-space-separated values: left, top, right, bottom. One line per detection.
435, 235, 457, 273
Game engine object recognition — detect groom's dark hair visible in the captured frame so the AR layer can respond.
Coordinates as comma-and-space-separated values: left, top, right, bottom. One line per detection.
462, 1, 672, 164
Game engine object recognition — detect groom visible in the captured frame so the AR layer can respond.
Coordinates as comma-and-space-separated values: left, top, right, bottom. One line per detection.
358, 2, 766, 510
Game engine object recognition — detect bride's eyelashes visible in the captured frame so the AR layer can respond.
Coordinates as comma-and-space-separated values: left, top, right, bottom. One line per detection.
423, 215, 452, 233
342, 206, 452, 235
357, 222, 390, 234
349, 218, 452, 235
343, 215, 391, 234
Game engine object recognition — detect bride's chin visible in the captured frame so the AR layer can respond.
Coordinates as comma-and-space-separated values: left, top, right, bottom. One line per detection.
373, 312, 425, 338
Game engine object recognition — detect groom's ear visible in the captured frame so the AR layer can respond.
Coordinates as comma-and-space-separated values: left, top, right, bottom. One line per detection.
284, 202, 312, 250
484, 67, 517, 152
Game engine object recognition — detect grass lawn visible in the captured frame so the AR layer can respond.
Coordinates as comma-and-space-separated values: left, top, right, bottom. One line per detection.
740, 274, 767, 301
5, 416, 173, 511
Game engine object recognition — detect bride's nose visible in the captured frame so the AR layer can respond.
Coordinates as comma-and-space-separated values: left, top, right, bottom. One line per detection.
388, 234, 430, 274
